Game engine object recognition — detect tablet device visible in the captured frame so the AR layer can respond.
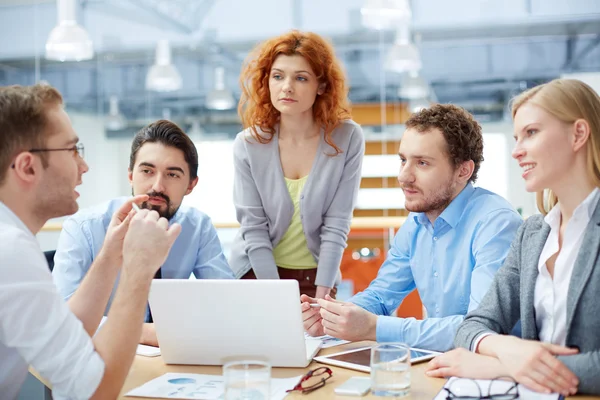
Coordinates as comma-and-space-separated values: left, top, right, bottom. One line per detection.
314, 346, 440, 373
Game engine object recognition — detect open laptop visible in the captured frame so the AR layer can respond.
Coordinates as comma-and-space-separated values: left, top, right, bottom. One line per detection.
148, 279, 322, 367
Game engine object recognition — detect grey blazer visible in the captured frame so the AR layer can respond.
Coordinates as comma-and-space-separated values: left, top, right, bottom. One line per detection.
455, 198, 600, 394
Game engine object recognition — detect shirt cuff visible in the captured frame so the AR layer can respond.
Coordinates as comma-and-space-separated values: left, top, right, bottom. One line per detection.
472, 332, 496, 352
314, 242, 343, 288
247, 248, 278, 279
375, 315, 401, 343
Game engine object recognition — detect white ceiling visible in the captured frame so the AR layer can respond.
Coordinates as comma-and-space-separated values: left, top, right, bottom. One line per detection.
0, 0, 598, 125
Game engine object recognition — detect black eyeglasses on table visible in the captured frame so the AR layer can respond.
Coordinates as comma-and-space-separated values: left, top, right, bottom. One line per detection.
286, 366, 333, 394
444, 376, 519, 400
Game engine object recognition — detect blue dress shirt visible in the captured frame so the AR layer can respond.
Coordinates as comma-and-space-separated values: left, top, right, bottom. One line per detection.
52, 197, 234, 319
349, 184, 522, 351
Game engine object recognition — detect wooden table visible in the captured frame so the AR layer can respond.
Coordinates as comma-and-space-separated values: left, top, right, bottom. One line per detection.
32, 340, 600, 399
117, 341, 445, 399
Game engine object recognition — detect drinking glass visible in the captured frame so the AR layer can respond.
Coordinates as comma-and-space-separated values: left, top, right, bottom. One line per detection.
223, 360, 271, 400
370, 343, 411, 397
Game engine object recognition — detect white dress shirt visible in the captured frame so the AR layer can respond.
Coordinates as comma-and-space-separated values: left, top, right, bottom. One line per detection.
534, 188, 600, 345
0, 202, 105, 400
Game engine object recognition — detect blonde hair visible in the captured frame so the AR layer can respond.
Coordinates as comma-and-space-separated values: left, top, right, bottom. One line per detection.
511, 79, 600, 215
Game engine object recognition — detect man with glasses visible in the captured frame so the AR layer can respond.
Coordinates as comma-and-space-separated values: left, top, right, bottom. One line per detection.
0, 84, 181, 398
52, 119, 234, 347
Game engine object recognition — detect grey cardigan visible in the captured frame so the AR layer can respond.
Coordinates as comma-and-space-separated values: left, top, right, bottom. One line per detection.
228, 120, 365, 288
455, 198, 600, 394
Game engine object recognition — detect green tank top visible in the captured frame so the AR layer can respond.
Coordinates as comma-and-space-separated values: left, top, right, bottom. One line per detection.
273, 175, 317, 269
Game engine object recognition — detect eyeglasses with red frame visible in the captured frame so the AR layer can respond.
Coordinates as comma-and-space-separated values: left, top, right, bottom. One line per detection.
286, 366, 333, 394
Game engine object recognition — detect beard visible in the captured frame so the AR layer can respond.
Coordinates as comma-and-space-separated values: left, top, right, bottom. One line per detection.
135, 190, 178, 220
402, 180, 456, 215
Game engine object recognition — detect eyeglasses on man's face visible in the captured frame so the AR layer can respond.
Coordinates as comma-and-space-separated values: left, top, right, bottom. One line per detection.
286, 366, 333, 394
11, 143, 85, 169
29, 143, 85, 159
444, 377, 519, 400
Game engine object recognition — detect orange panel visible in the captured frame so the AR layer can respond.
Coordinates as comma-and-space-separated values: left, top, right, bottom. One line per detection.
360, 177, 399, 189
353, 209, 408, 217
365, 140, 401, 155
351, 103, 410, 126
397, 290, 423, 319
341, 229, 423, 320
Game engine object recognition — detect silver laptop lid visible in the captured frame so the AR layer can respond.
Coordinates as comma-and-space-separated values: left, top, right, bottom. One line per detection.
148, 279, 314, 367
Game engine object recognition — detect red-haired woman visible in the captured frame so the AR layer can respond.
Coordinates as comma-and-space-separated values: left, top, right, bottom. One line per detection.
229, 30, 365, 299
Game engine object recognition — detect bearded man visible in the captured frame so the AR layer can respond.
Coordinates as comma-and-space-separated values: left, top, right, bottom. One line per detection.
301, 104, 523, 351
52, 120, 234, 347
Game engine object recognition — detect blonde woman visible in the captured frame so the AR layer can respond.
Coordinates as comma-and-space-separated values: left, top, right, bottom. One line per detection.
426, 79, 600, 396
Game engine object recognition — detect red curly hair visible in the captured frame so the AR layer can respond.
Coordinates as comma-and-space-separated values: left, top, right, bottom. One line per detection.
238, 30, 351, 154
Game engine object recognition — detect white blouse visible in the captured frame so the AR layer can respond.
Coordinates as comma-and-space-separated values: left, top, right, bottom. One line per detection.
534, 188, 600, 345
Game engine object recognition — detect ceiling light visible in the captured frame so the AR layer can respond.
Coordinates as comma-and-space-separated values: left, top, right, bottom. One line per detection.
146, 40, 182, 92
385, 26, 422, 74
385, 44, 422, 74
408, 98, 430, 113
398, 71, 430, 99
45, 0, 94, 61
162, 108, 172, 121
206, 66, 235, 110
361, 0, 411, 30
105, 95, 126, 131
188, 119, 206, 137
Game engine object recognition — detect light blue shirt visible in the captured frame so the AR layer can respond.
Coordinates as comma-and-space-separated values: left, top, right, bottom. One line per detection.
349, 184, 522, 351
52, 197, 234, 320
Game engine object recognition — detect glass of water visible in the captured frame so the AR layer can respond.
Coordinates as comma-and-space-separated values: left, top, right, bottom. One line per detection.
370, 343, 411, 397
223, 360, 271, 400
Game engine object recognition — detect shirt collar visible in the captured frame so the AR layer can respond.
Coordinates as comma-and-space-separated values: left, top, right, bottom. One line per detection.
544, 187, 600, 227
543, 199, 561, 229
0, 201, 34, 237
412, 183, 475, 228
413, 212, 428, 226
171, 205, 186, 223
583, 187, 600, 218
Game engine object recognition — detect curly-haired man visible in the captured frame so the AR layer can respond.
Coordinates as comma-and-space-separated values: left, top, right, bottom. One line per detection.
301, 104, 523, 351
